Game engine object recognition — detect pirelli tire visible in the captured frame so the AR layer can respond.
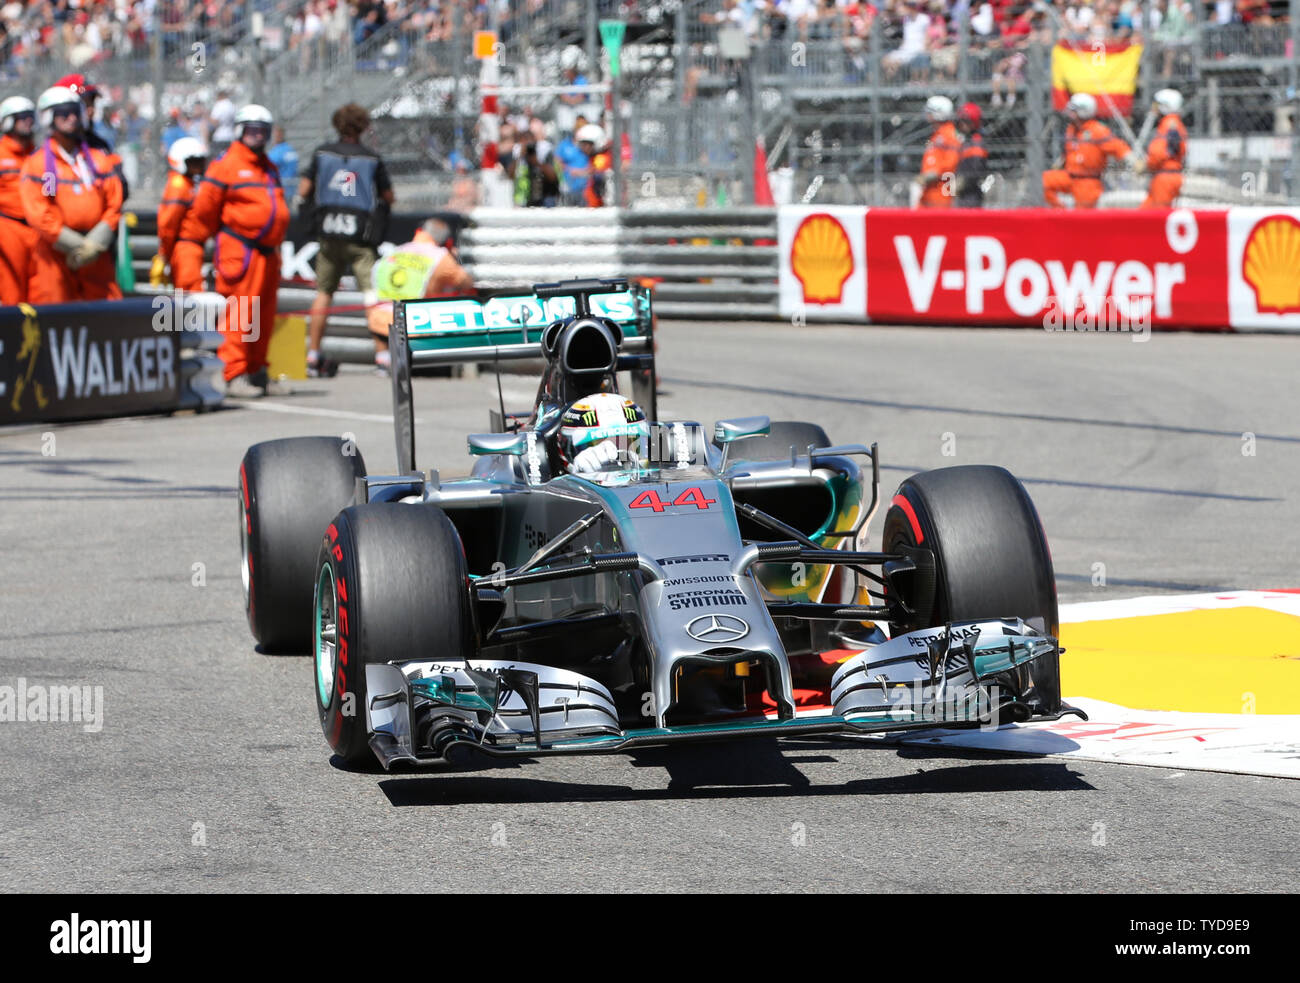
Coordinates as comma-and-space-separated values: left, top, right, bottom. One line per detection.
723, 421, 832, 462
881, 465, 1061, 713
313, 504, 476, 768
240, 437, 367, 653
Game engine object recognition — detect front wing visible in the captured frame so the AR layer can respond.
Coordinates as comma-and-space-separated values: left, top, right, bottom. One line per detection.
364, 619, 1087, 770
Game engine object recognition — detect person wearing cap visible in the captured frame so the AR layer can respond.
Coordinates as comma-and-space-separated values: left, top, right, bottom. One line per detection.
367, 218, 475, 373
1134, 89, 1186, 209
54, 73, 128, 200
266, 125, 299, 184
162, 107, 188, 151
175, 104, 290, 398
1042, 93, 1131, 208
554, 113, 593, 206
152, 136, 208, 288
954, 101, 989, 208
19, 85, 124, 303
575, 123, 610, 207
296, 102, 394, 378
0, 95, 40, 305
914, 96, 961, 208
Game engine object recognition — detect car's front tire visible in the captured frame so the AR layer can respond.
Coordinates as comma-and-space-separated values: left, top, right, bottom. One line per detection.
882, 465, 1060, 712
314, 504, 476, 768
239, 437, 366, 653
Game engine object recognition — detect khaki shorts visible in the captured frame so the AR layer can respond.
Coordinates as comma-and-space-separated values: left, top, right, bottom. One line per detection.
314, 239, 378, 297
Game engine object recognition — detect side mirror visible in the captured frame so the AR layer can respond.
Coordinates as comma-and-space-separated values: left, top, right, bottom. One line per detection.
713, 416, 771, 444
468, 432, 527, 456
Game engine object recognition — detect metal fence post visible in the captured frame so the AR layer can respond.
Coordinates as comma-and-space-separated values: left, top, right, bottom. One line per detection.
1025, 39, 1047, 205
1139, 0, 1152, 107
1292, 0, 1300, 200
956, 6, 970, 105
675, 0, 687, 169
870, 13, 882, 204
150, 4, 164, 193
586, 0, 599, 81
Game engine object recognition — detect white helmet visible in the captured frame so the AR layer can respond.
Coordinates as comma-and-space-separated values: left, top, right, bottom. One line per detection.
37, 85, 86, 129
575, 123, 606, 145
557, 393, 649, 474
167, 136, 209, 172
1153, 88, 1183, 115
924, 96, 954, 122
233, 103, 273, 139
0, 96, 35, 133
1066, 93, 1097, 120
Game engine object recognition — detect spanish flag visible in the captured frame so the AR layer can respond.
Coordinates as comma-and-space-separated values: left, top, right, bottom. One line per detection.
1051, 41, 1143, 116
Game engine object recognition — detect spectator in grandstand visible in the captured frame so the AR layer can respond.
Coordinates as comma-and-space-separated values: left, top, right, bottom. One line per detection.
1042, 92, 1131, 207
576, 122, 611, 207
555, 113, 593, 206
151, 136, 208, 288
883, 0, 932, 81
928, 1, 959, 79
971, 1, 999, 38
1112, 0, 1138, 38
267, 125, 299, 183
955, 101, 990, 206
991, 3, 1049, 107
293, 0, 326, 71
913, 95, 961, 207
506, 134, 559, 207
176, 104, 291, 398
324, 0, 350, 61
0, 94, 39, 306
297, 102, 395, 378
1064, 0, 1096, 36
556, 64, 590, 135
20, 85, 124, 303
1236, 0, 1274, 25
1133, 88, 1186, 208
354, 4, 382, 44
1153, 0, 1194, 78
367, 216, 475, 364
447, 158, 480, 213
208, 89, 236, 155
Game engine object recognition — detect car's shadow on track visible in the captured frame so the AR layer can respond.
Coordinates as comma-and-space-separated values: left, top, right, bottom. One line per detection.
373, 738, 1094, 806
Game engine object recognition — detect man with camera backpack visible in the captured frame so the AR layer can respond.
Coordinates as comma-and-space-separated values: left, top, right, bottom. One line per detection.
296, 103, 394, 377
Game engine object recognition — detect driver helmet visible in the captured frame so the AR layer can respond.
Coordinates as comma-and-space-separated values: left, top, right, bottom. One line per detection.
557, 392, 649, 474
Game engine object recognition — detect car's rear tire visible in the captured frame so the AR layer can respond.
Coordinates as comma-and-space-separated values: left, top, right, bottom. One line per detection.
720, 421, 831, 462
314, 504, 476, 768
881, 465, 1060, 711
239, 437, 366, 653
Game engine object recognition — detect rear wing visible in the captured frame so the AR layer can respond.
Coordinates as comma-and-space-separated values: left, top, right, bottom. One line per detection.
389, 279, 656, 473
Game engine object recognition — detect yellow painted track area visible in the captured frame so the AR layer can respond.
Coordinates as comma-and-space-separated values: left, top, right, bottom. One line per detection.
1060, 606, 1300, 714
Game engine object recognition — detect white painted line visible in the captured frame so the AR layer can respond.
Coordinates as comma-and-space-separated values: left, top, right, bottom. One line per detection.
888, 698, 1300, 780
239, 401, 413, 424
1061, 589, 1300, 623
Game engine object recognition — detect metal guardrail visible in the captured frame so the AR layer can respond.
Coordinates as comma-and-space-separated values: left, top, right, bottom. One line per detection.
126, 206, 785, 365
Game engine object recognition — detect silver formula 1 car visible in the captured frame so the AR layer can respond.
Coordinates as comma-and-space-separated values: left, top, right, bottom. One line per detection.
237, 278, 1085, 770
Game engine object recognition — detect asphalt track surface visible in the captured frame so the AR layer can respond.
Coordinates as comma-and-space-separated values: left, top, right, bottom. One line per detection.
2, 321, 1298, 893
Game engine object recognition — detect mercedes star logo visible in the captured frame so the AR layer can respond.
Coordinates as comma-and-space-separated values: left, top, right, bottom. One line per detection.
686, 614, 750, 643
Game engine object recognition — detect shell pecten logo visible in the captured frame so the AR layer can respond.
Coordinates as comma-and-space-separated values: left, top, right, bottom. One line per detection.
790, 213, 854, 304
1242, 214, 1300, 315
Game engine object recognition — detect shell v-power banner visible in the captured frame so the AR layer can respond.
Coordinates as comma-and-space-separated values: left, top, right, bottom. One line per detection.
778, 207, 1300, 333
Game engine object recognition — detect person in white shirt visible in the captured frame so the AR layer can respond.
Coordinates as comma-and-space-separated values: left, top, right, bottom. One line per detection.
884, 1, 932, 79
209, 91, 236, 152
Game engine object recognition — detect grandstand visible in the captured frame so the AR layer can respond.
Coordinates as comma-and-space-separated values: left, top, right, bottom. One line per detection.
0, 0, 1295, 207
